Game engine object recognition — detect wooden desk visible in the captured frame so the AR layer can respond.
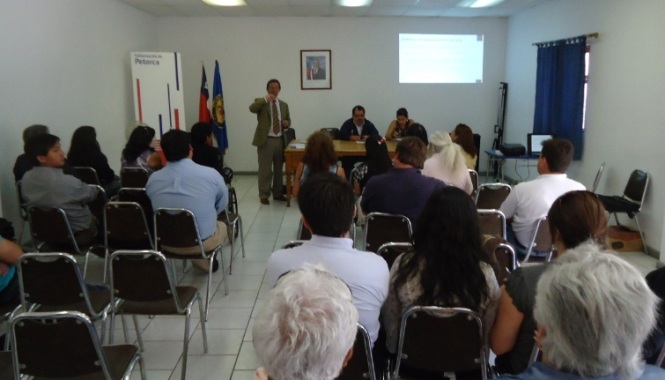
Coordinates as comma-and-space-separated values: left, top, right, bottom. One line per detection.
284, 139, 397, 206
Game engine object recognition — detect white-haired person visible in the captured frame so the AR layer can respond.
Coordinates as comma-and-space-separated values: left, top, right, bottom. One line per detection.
252, 264, 359, 380
498, 244, 665, 379
422, 130, 473, 194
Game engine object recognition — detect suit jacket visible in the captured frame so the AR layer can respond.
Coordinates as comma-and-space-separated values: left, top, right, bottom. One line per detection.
339, 118, 379, 140
249, 97, 291, 147
312, 68, 326, 80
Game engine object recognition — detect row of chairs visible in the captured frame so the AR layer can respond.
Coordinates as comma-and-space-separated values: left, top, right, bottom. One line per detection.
72, 166, 150, 188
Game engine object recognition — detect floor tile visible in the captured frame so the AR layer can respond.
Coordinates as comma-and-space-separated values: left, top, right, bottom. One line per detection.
235, 342, 261, 370
170, 355, 236, 380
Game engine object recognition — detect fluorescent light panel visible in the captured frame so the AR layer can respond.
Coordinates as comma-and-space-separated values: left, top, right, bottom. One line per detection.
457, 0, 504, 8
336, 0, 373, 7
202, 0, 246, 6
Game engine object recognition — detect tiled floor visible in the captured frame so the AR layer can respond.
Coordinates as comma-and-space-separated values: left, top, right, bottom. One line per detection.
21, 174, 664, 379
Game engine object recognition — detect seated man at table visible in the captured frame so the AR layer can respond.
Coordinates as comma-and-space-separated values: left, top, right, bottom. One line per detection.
339, 105, 379, 176
499, 138, 585, 249
361, 137, 446, 226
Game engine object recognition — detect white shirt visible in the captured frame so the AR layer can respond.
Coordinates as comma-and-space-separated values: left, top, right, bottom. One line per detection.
500, 173, 586, 246
267, 234, 390, 343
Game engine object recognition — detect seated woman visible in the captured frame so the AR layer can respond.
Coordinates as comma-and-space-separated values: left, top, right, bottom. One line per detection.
292, 131, 345, 197
422, 131, 473, 194
190, 122, 225, 176
382, 187, 500, 355
350, 134, 392, 196
451, 123, 478, 170
490, 190, 608, 375
404, 123, 428, 146
498, 245, 664, 379
121, 125, 163, 175
385, 107, 414, 141
67, 125, 121, 197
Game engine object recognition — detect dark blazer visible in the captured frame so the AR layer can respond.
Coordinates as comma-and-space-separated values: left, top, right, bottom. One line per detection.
339, 118, 379, 140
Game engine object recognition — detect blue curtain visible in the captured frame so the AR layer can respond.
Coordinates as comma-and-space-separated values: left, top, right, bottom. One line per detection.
533, 36, 587, 159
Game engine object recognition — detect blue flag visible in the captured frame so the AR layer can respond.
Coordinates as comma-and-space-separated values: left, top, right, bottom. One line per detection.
211, 60, 228, 153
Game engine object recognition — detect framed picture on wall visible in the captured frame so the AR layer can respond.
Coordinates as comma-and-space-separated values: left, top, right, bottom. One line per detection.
300, 50, 331, 90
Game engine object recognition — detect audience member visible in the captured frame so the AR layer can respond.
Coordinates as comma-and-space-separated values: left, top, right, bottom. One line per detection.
121, 125, 162, 175
361, 137, 445, 225
491, 190, 608, 375
423, 131, 473, 194
67, 125, 121, 197
190, 122, 225, 176
385, 107, 414, 141
145, 129, 228, 272
292, 131, 345, 197
267, 172, 389, 344
13, 124, 49, 181
350, 134, 392, 196
22, 134, 99, 246
451, 123, 478, 170
404, 122, 428, 146
498, 245, 664, 379
253, 264, 358, 380
339, 105, 379, 176
500, 138, 585, 249
643, 266, 665, 364
382, 187, 500, 353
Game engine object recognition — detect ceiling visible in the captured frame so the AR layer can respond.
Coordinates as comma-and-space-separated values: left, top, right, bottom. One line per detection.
116, 0, 552, 18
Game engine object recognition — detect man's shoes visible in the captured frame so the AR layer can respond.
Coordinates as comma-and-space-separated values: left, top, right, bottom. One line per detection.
260, 198, 269, 205
273, 195, 287, 202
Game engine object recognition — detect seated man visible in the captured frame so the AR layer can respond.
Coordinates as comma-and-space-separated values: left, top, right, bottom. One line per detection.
14, 124, 49, 181
21, 133, 99, 245
339, 105, 380, 176
499, 244, 665, 379
253, 264, 358, 380
361, 136, 446, 225
267, 172, 389, 344
500, 138, 585, 248
190, 121, 225, 176
146, 129, 228, 272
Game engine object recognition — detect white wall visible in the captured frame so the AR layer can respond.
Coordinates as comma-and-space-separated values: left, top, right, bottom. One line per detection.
504, 0, 665, 256
156, 16, 508, 173
0, 0, 157, 226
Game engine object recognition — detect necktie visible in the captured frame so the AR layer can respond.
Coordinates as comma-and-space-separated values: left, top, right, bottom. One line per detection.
271, 101, 280, 134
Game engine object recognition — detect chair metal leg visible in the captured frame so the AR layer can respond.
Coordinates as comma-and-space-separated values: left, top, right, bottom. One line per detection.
82, 251, 91, 279
219, 247, 229, 296
181, 306, 193, 380
133, 314, 144, 352
204, 252, 215, 322
197, 295, 209, 353
109, 311, 115, 345
238, 216, 246, 258
121, 314, 130, 345
102, 249, 110, 284
138, 352, 148, 380
634, 215, 649, 254
229, 222, 235, 275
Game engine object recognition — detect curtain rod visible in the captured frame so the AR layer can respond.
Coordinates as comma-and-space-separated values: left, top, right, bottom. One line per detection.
532, 33, 598, 46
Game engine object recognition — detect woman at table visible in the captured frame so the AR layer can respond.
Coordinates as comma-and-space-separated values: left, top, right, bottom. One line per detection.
292, 131, 345, 197
451, 123, 477, 170
423, 131, 473, 195
350, 134, 392, 196
67, 125, 121, 197
385, 107, 414, 141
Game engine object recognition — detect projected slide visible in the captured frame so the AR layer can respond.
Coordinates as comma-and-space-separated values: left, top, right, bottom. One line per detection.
399, 34, 484, 84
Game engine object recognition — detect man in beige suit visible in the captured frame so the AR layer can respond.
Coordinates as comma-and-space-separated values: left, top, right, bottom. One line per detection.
249, 79, 291, 205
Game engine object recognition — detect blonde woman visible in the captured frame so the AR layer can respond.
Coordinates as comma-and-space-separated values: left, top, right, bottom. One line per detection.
422, 131, 473, 194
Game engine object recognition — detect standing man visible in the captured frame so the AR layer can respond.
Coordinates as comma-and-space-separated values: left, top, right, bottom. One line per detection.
339, 105, 379, 176
249, 79, 291, 205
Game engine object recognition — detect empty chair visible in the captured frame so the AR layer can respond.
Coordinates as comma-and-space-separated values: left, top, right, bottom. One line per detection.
478, 209, 507, 239
72, 166, 101, 185
321, 127, 341, 140
591, 162, 605, 192
364, 212, 412, 253
376, 242, 413, 269
10, 310, 146, 380
522, 216, 553, 263
469, 169, 479, 198
393, 306, 489, 380
336, 324, 377, 380
154, 208, 228, 321
597, 169, 650, 254
217, 208, 246, 274
493, 243, 517, 285
475, 183, 511, 210
120, 167, 149, 188
116, 187, 154, 232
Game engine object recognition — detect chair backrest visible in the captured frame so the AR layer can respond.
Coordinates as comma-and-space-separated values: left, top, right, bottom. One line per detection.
365, 212, 412, 253
11, 311, 113, 379
475, 183, 511, 210
297, 219, 312, 240
104, 202, 154, 250
523, 216, 553, 263
27, 207, 81, 252
473, 133, 481, 172
110, 250, 181, 305
591, 162, 605, 193
477, 209, 507, 240
72, 166, 101, 185
623, 169, 649, 205
336, 323, 376, 380
117, 187, 154, 228
394, 306, 487, 379
469, 169, 479, 196
282, 128, 296, 146
376, 242, 413, 269
321, 128, 341, 140
87, 184, 108, 224
15, 181, 28, 220
154, 208, 205, 253
281, 240, 306, 249
120, 167, 150, 188
493, 243, 517, 285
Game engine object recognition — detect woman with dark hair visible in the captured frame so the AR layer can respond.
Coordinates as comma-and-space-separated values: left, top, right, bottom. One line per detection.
405, 123, 428, 146
121, 125, 162, 174
451, 123, 478, 170
490, 190, 608, 375
350, 134, 392, 196
382, 186, 500, 353
68, 125, 121, 196
385, 107, 414, 141
190, 122, 225, 176
292, 131, 345, 196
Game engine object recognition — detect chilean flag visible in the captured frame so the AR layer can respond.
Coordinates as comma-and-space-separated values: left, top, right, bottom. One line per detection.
198, 65, 211, 123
